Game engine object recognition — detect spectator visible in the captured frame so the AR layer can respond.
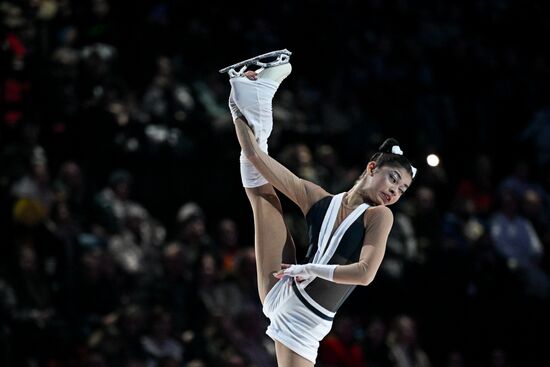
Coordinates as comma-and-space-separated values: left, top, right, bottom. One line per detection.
148, 242, 192, 333
74, 248, 121, 324
93, 169, 136, 233
53, 161, 89, 225
141, 307, 183, 367
195, 252, 243, 319
88, 303, 147, 365
174, 202, 214, 265
10, 244, 56, 365
387, 315, 431, 367
407, 185, 441, 263
11, 147, 55, 215
456, 154, 495, 218
318, 315, 365, 367
216, 218, 242, 275
363, 317, 391, 367
108, 203, 165, 279
490, 189, 549, 300
142, 56, 196, 125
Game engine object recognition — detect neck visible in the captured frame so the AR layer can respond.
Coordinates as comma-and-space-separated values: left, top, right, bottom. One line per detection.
345, 181, 379, 207
344, 185, 365, 208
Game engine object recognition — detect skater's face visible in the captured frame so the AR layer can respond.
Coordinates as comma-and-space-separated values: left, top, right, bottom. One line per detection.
358, 162, 412, 206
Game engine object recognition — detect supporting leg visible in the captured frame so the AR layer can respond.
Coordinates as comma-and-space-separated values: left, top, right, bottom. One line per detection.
244, 184, 296, 303
275, 341, 314, 367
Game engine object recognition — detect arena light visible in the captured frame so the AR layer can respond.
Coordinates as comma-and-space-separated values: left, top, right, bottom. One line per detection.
426, 154, 440, 167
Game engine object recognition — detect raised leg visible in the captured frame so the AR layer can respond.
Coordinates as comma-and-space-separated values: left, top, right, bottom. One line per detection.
228, 58, 294, 302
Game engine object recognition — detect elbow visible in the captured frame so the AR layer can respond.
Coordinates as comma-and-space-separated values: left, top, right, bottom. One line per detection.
356, 261, 376, 286
359, 273, 377, 287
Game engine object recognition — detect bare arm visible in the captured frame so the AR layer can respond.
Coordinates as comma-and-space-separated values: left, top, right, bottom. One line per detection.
331, 206, 393, 285
235, 117, 328, 214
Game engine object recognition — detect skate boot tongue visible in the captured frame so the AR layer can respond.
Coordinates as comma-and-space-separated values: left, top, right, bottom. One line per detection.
256, 63, 292, 84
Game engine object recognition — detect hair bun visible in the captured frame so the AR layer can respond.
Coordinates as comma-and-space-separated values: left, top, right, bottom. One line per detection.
378, 138, 401, 153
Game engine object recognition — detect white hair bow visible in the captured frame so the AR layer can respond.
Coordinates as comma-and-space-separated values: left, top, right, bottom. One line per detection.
391, 145, 403, 155
392, 145, 417, 178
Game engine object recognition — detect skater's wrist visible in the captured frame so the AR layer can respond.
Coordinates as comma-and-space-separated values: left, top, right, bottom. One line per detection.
306, 264, 338, 281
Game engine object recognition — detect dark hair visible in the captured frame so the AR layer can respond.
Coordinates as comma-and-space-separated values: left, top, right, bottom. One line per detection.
369, 138, 416, 179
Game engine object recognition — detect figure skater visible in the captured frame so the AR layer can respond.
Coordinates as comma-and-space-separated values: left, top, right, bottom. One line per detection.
222, 50, 416, 367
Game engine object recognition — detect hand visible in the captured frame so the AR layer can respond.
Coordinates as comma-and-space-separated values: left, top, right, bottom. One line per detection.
273, 264, 312, 282
243, 70, 258, 80
273, 263, 338, 282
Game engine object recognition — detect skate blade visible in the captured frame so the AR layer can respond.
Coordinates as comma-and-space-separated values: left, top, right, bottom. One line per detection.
219, 49, 292, 78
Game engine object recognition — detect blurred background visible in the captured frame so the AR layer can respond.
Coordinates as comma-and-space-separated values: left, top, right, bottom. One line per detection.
1, 0, 550, 366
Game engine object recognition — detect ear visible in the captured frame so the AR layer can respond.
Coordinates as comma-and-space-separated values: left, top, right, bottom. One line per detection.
360, 162, 376, 179
367, 161, 377, 175
359, 161, 376, 180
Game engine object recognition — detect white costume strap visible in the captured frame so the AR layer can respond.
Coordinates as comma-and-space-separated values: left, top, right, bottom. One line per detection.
319, 201, 368, 265
312, 193, 344, 264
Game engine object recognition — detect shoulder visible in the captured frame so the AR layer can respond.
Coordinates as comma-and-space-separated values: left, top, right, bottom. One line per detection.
363, 205, 394, 227
367, 205, 394, 220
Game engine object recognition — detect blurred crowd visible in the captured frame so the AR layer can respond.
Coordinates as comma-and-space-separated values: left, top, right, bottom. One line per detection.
1, 0, 550, 366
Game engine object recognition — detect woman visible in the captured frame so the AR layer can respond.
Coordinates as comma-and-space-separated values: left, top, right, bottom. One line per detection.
226, 54, 416, 367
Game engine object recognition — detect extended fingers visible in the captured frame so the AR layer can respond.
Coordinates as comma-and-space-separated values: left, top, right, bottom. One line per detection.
273, 264, 294, 279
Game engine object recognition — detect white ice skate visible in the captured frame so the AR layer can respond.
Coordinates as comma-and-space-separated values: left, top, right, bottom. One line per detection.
226, 50, 292, 155
224, 50, 292, 188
